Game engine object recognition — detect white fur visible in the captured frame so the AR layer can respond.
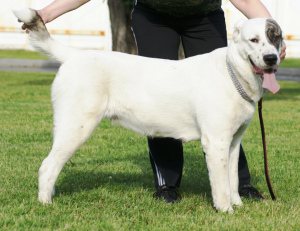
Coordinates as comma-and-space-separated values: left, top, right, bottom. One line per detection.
14, 9, 282, 212
14, 8, 36, 22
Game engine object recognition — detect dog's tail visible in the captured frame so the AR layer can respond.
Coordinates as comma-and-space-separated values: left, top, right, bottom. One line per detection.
13, 8, 76, 63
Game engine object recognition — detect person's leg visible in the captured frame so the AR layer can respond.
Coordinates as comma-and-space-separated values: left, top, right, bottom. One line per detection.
238, 144, 251, 185
238, 145, 265, 199
148, 138, 183, 189
179, 10, 228, 58
131, 5, 180, 59
131, 5, 183, 202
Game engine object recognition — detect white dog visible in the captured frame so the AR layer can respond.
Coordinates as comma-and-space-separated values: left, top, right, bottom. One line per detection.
14, 8, 283, 212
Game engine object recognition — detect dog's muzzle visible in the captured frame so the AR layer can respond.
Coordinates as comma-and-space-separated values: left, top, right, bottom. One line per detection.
250, 58, 280, 94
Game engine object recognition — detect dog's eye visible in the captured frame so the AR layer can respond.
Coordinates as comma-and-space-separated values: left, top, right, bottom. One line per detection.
250, 38, 259, 43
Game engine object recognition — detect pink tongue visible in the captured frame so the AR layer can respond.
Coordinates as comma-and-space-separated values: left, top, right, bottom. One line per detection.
262, 72, 280, 94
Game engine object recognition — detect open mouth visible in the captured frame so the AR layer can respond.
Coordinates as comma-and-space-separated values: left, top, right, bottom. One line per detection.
249, 58, 280, 94
249, 59, 278, 81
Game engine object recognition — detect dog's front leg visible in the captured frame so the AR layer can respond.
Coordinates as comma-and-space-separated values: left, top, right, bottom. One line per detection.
203, 141, 233, 213
229, 140, 243, 207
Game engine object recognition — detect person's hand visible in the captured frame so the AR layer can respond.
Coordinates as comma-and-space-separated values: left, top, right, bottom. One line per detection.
19, 19, 29, 33
280, 41, 286, 62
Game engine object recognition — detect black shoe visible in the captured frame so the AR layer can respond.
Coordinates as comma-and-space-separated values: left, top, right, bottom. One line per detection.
153, 186, 182, 204
239, 184, 266, 200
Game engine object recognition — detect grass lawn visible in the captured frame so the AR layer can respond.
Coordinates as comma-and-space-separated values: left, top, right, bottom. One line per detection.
0, 49, 300, 69
0, 50, 49, 60
279, 58, 300, 69
0, 71, 299, 230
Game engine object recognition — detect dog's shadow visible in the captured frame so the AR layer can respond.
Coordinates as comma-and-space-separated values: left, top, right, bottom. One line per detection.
55, 150, 212, 201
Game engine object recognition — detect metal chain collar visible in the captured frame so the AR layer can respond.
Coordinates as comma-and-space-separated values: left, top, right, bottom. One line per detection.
226, 58, 253, 102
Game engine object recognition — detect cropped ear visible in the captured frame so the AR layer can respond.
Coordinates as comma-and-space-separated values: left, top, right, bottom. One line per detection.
232, 19, 246, 43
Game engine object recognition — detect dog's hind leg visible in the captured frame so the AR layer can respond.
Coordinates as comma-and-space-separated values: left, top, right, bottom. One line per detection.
38, 103, 104, 203
203, 139, 233, 213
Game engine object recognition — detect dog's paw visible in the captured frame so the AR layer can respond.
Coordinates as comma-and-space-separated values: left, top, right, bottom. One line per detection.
214, 204, 234, 213
38, 191, 52, 204
227, 207, 234, 214
221, 206, 234, 214
231, 194, 243, 207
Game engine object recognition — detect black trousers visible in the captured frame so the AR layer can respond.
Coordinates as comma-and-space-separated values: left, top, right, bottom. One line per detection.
131, 2, 251, 189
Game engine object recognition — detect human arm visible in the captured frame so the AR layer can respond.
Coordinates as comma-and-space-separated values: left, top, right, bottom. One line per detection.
21, 0, 90, 30
38, 0, 90, 23
230, 0, 286, 61
229, 0, 271, 18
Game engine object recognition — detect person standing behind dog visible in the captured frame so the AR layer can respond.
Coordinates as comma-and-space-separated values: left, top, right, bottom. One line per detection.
20, 0, 286, 203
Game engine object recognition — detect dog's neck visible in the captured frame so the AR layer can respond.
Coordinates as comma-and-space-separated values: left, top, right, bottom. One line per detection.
226, 44, 265, 102
225, 57, 253, 102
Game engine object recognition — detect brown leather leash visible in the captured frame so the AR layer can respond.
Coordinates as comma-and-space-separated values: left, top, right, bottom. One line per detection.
258, 98, 276, 200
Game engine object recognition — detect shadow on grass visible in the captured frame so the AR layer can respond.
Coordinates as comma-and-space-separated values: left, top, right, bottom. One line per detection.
54, 151, 272, 203
54, 151, 212, 201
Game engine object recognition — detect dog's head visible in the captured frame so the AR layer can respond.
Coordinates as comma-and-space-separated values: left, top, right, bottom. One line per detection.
232, 18, 283, 94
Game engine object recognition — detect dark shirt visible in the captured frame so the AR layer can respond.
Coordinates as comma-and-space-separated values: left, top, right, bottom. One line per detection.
138, 0, 222, 17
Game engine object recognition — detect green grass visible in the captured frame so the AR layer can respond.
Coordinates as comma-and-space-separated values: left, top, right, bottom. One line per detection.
0, 50, 49, 60
0, 49, 300, 69
280, 58, 300, 68
0, 71, 299, 230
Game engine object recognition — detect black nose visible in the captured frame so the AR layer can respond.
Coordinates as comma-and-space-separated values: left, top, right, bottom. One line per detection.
263, 54, 278, 66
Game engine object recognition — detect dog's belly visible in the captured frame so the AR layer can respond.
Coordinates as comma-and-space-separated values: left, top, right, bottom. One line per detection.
110, 115, 201, 142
